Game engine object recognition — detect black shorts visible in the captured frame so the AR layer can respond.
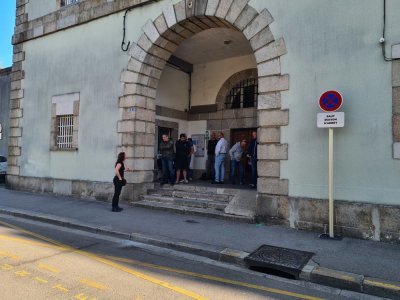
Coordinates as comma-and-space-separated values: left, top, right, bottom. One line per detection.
175, 156, 188, 170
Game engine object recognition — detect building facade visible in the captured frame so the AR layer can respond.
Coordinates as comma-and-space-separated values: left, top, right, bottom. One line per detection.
8, 0, 400, 242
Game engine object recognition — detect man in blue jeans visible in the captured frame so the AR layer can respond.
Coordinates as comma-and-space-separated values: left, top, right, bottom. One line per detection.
229, 139, 247, 185
213, 132, 228, 184
159, 134, 175, 186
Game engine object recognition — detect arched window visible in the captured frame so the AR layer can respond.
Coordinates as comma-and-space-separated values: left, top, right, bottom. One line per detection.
225, 78, 258, 109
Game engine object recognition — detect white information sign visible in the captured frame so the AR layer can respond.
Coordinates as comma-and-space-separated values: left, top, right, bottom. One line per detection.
317, 112, 345, 128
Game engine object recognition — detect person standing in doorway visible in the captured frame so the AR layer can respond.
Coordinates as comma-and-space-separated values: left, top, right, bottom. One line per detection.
248, 130, 258, 188
213, 132, 228, 184
206, 132, 217, 180
159, 134, 175, 186
229, 139, 247, 185
112, 152, 126, 212
175, 133, 190, 184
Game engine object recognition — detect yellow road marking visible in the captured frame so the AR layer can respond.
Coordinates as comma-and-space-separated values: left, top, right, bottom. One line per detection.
0, 220, 324, 300
37, 263, 60, 273
0, 234, 66, 251
364, 279, 400, 291
53, 283, 69, 292
80, 278, 108, 290
34, 277, 49, 284
15, 270, 30, 277
75, 293, 96, 300
0, 250, 20, 260
0, 220, 208, 300
0, 263, 13, 270
106, 255, 323, 300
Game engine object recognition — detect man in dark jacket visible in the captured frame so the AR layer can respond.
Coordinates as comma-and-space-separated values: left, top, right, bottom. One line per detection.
248, 130, 258, 188
206, 132, 217, 180
159, 134, 175, 185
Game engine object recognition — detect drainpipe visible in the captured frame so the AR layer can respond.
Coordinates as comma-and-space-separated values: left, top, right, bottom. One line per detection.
188, 72, 192, 111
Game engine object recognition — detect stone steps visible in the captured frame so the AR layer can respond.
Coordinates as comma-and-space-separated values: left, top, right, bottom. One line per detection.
131, 183, 255, 223
147, 188, 232, 202
132, 200, 254, 223
141, 194, 227, 210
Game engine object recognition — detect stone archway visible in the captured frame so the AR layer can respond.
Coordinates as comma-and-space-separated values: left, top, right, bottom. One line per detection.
118, 0, 289, 207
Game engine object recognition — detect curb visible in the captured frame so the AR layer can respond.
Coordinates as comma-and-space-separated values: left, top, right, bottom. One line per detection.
0, 207, 399, 299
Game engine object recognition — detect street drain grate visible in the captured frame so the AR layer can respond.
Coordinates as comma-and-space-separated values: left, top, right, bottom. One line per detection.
244, 245, 314, 279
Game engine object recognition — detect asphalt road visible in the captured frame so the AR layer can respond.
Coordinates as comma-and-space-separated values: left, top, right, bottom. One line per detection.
0, 214, 379, 300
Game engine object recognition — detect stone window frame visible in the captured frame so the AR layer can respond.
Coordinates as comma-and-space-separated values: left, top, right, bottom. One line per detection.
57, 0, 79, 9
50, 92, 80, 151
216, 69, 258, 111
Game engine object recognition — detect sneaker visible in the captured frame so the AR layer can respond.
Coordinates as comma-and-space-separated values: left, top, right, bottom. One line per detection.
180, 179, 185, 183
183, 179, 189, 183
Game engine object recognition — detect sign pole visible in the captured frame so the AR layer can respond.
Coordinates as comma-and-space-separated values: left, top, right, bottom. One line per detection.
318, 90, 343, 240
328, 128, 334, 238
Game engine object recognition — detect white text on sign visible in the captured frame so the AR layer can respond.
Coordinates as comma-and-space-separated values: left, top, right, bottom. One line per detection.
317, 112, 345, 128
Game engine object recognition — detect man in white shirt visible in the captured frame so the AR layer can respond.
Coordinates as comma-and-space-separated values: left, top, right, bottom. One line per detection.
213, 132, 228, 184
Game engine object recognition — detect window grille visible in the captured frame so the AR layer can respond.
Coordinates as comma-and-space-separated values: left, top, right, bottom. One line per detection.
61, 0, 79, 7
57, 115, 74, 149
225, 78, 258, 109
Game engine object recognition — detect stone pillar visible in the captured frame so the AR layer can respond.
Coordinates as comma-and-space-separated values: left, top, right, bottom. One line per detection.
8, 0, 28, 183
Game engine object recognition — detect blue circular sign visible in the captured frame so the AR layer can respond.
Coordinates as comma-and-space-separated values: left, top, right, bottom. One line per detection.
319, 91, 343, 112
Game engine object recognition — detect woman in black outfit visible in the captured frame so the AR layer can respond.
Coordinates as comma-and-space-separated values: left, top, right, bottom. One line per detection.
112, 152, 126, 212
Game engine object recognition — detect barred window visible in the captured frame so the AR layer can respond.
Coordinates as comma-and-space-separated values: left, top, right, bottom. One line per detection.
57, 115, 74, 149
51, 93, 79, 151
61, 0, 79, 7
225, 78, 258, 109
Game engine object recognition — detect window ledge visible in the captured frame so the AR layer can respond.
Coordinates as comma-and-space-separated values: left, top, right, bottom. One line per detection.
50, 147, 78, 152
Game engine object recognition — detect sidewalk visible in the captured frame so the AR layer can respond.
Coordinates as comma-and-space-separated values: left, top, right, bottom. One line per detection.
0, 184, 399, 298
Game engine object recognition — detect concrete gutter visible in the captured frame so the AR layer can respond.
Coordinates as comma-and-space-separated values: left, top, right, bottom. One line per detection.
0, 207, 399, 299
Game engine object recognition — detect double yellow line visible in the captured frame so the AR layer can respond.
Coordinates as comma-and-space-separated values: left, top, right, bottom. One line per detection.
0, 219, 323, 300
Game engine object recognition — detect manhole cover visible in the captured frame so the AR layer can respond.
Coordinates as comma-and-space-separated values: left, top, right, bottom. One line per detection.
244, 245, 314, 279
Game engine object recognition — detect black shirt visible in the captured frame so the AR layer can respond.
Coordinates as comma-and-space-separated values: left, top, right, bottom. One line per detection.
207, 139, 218, 156
175, 140, 191, 157
115, 161, 125, 179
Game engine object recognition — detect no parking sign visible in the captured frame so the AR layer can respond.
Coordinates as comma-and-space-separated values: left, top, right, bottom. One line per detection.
317, 91, 344, 128
319, 90, 343, 112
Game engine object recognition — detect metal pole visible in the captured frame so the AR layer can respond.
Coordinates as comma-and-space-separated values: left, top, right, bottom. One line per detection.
328, 128, 334, 238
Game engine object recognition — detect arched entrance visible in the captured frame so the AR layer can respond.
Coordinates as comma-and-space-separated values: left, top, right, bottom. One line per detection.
118, 0, 289, 214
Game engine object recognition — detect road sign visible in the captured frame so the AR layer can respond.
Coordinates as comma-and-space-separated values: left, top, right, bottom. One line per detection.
317, 112, 344, 128
319, 91, 343, 112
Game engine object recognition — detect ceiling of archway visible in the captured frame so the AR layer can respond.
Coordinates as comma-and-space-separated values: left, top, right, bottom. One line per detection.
172, 28, 253, 65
